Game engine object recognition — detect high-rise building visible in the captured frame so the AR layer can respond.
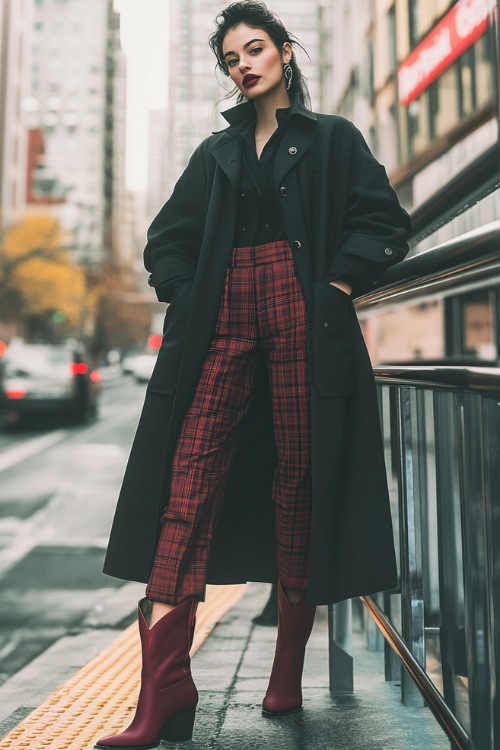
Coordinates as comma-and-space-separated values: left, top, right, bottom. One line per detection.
106, 0, 129, 267
329, 2, 375, 149
0, 0, 32, 230
166, 0, 333, 194
26, 0, 126, 267
146, 109, 168, 223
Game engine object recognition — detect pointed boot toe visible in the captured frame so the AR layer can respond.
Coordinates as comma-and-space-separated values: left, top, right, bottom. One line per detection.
95, 598, 198, 749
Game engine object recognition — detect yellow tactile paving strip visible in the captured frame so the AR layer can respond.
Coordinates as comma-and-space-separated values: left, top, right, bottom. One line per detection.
1, 584, 246, 750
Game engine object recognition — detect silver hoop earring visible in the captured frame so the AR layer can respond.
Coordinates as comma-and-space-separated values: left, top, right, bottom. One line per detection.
283, 62, 293, 91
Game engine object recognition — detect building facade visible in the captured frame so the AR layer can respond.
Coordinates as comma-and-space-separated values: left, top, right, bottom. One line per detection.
146, 109, 168, 222
331, 0, 497, 188
329, 1, 376, 148
26, 0, 127, 268
330, 0, 498, 366
376, 0, 496, 213
105, 0, 129, 267
165, 0, 333, 195
0, 0, 32, 230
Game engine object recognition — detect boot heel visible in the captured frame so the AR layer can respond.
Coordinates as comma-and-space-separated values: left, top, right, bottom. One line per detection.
162, 708, 196, 742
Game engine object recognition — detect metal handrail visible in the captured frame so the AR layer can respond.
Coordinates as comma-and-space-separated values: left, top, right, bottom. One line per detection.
357, 221, 500, 309
361, 595, 471, 750
330, 363, 500, 748
372, 367, 498, 749
373, 365, 500, 393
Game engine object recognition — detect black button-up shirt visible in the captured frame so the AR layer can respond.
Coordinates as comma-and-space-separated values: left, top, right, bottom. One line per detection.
232, 106, 377, 292
233, 108, 289, 247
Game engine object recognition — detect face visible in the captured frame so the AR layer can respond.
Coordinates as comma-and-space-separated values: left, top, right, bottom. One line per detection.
222, 23, 292, 100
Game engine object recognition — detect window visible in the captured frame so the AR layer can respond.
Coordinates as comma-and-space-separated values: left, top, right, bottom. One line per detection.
367, 41, 375, 104
428, 81, 438, 140
458, 46, 476, 117
408, 0, 419, 47
387, 4, 397, 71
389, 102, 400, 165
461, 291, 496, 360
402, 31, 495, 163
446, 291, 497, 361
406, 100, 419, 158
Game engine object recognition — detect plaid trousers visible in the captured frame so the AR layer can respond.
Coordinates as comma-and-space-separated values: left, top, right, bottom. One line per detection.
146, 240, 312, 605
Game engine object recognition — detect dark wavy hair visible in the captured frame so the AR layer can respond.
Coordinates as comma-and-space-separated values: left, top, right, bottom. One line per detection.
209, 1, 311, 108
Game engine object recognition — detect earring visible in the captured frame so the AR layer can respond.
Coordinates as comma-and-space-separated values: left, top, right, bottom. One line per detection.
283, 62, 293, 91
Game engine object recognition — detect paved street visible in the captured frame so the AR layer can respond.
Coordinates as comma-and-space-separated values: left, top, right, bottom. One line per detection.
0, 375, 452, 748
0, 376, 145, 686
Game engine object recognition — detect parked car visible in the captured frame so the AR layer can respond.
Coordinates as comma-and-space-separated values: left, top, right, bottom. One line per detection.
0, 342, 100, 426
132, 354, 156, 383
121, 351, 142, 375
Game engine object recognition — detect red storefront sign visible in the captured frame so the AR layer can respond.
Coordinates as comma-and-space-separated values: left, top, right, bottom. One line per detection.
398, 0, 495, 106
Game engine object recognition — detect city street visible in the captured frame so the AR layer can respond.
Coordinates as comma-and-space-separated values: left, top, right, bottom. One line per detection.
0, 376, 145, 687
0, 377, 451, 750
1, 0, 498, 745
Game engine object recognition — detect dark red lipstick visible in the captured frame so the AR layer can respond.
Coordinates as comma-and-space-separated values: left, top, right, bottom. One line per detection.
242, 74, 260, 88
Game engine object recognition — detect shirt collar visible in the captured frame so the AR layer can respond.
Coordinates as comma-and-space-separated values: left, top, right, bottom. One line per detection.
221, 96, 317, 130
238, 105, 290, 147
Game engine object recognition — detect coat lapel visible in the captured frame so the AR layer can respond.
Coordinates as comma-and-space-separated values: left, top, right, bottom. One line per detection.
208, 136, 242, 190
274, 129, 314, 187
210, 127, 314, 190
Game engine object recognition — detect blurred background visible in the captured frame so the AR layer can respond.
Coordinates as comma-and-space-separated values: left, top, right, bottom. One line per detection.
0, 0, 498, 383
0, 0, 499, 710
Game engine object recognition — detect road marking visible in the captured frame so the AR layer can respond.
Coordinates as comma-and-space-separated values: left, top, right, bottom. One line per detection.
0, 584, 246, 750
0, 431, 66, 473
76, 443, 126, 458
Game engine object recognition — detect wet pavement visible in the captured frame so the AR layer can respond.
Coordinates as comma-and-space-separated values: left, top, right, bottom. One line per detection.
0, 377, 451, 748
0, 377, 144, 684
180, 585, 450, 750
0, 581, 451, 749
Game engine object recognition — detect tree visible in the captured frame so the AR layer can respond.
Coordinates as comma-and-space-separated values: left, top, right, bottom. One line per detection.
0, 213, 87, 338
93, 263, 151, 354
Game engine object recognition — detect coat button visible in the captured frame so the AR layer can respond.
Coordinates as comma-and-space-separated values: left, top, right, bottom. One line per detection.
289, 146, 297, 155
148, 274, 153, 286
280, 186, 287, 197
293, 240, 302, 249
384, 247, 393, 256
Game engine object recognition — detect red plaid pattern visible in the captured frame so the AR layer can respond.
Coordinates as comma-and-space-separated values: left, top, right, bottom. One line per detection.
146, 240, 312, 605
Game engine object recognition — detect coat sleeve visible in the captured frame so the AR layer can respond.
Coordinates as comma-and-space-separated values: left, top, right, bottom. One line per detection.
144, 142, 208, 303
325, 125, 412, 297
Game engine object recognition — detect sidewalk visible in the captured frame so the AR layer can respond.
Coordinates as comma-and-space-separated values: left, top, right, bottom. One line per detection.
187, 584, 449, 750
0, 583, 450, 749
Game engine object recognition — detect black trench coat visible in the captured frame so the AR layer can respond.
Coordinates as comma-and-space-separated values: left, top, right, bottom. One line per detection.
103, 99, 412, 605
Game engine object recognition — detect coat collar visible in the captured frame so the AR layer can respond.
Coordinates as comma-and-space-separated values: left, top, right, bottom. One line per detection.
209, 97, 316, 189
220, 96, 317, 131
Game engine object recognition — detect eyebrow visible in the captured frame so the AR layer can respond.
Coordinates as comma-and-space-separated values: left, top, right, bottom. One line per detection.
223, 38, 265, 59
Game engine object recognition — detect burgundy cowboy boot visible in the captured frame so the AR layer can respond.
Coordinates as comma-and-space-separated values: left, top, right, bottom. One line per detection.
262, 581, 316, 716
95, 597, 198, 749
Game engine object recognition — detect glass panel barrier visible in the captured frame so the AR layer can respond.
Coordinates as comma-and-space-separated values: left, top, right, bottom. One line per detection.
329, 369, 500, 750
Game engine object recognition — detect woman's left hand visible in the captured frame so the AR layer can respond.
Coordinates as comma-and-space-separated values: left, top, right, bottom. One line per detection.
329, 280, 352, 296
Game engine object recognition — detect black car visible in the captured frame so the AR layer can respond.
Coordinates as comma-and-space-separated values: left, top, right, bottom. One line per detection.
0, 342, 100, 426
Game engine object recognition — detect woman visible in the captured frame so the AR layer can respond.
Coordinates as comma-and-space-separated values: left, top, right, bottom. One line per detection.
95, 2, 411, 747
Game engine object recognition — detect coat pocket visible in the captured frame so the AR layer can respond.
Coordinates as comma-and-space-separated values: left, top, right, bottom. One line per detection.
147, 283, 192, 395
312, 281, 353, 397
